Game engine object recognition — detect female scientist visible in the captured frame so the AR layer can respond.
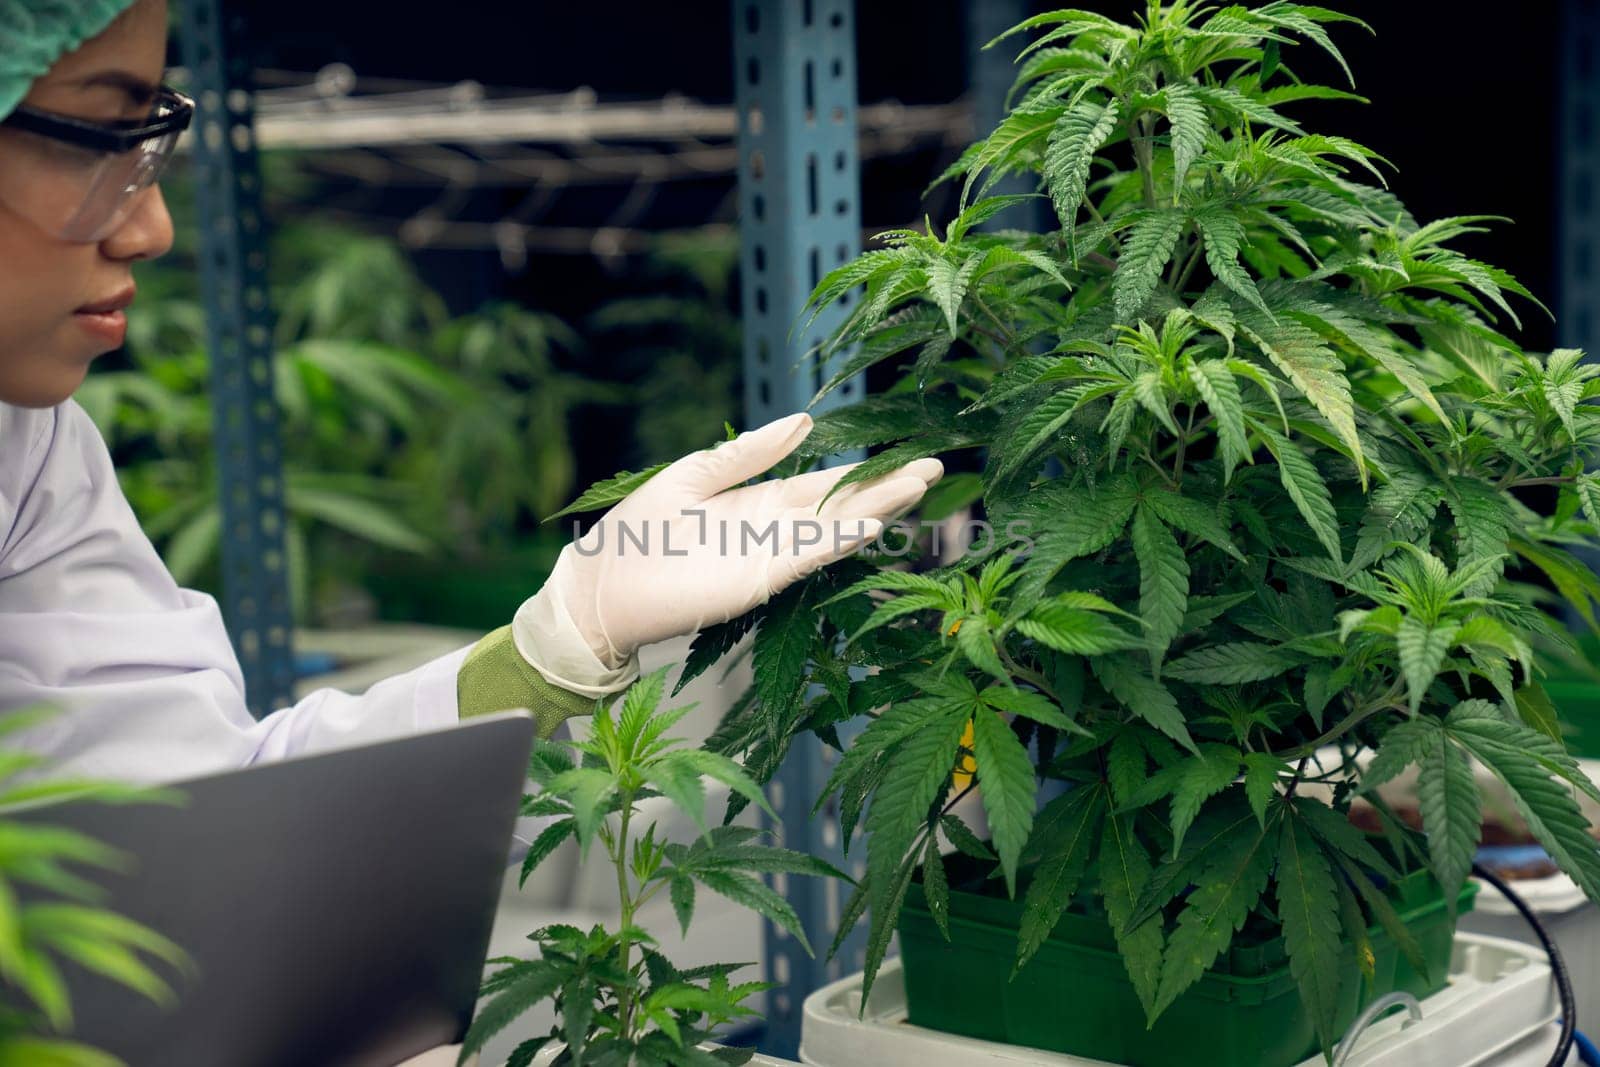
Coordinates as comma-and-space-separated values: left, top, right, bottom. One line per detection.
0, 0, 941, 782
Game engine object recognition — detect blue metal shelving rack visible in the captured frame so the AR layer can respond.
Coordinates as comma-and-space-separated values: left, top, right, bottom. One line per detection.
1561, 1, 1600, 594
1562, 0, 1600, 358
177, 0, 296, 717
732, 0, 867, 1055
967, 0, 1046, 234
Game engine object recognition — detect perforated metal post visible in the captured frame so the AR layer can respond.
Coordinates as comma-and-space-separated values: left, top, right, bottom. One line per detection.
1563, 1, 1600, 591
1563, 0, 1600, 357
733, 0, 865, 1055
178, 1, 295, 717
967, 0, 1048, 232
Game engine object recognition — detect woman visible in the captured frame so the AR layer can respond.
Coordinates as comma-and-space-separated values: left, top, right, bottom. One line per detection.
0, 0, 940, 783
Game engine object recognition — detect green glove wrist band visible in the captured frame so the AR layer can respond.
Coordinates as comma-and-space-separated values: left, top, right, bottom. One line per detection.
457, 625, 604, 739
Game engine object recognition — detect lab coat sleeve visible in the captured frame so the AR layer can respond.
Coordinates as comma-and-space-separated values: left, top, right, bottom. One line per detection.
0, 400, 466, 785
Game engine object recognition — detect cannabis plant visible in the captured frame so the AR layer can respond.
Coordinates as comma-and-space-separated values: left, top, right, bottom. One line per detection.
461, 670, 843, 1067
0, 709, 187, 1067
644, 0, 1600, 1055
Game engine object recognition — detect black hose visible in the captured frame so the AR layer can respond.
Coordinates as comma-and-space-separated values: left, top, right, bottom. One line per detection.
1471, 861, 1576, 1067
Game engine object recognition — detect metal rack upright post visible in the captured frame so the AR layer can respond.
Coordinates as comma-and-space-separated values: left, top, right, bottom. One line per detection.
1563, 0, 1600, 358
177, 0, 296, 717
732, 0, 867, 1056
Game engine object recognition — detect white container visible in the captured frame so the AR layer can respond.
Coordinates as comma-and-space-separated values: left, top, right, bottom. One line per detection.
1493, 1023, 1582, 1067
1462, 872, 1600, 1044
528, 1044, 800, 1066
798, 934, 1568, 1067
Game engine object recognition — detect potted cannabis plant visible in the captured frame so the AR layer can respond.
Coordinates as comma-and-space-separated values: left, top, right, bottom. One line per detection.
628, 3, 1600, 1064
460, 670, 836, 1067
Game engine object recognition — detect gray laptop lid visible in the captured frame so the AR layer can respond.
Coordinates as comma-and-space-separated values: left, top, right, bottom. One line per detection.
21, 712, 535, 1067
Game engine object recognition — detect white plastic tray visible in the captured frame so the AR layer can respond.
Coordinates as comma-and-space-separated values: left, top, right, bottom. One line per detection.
1462, 875, 1599, 1053
528, 1045, 798, 1066
798, 934, 1561, 1067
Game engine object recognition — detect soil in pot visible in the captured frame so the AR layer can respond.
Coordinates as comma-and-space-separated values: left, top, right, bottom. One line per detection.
896, 852, 1475, 1067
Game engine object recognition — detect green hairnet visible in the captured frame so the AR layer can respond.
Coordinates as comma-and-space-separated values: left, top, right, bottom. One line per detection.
0, 0, 140, 119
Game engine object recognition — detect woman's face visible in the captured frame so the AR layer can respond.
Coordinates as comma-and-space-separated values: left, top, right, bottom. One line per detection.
0, 0, 173, 409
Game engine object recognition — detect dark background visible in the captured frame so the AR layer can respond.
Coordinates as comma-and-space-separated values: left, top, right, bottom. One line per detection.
226, 0, 1571, 502
238, 1, 1565, 350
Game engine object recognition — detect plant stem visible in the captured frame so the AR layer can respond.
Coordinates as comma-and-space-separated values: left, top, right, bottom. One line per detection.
1282, 754, 1311, 799
1133, 115, 1157, 208
974, 295, 1019, 354
1137, 449, 1180, 489
1172, 405, 1196, 483
1505, 476, 1576, 489
1086, 251, 1120, 273
1172, 234, 1206, 295
998, 645, 1059, 702
966, 322, 1014, 360
613, 799, 637, 1038
941, 781, 978, 819
1276, 698, 1399, 761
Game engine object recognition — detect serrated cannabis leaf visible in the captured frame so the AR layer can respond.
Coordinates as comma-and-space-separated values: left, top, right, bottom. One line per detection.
1153, 814, 1277, 1019
1099, 810, 1164, 1016
1277, 817, 1344, 1053
1242, 753, 1288, 827
1163, 83, 1208, 194
861, 711, 972, 1003
1015, 786, 1105, 973
1256, 423, 1343, 562
971, 709, 1038, 895
921, 834, 951, 940
1168, 744, 1245, 854
1093, 656, 1198, 754
1115, 209, 1187, 321
546, 463, 669, 522
1047, 99, 1122, 249
1164, 642, 1301, 684
1132, 506, 1191, 671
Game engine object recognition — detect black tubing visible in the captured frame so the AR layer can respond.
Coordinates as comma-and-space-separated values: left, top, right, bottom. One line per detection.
1471, 861, 1576, 1067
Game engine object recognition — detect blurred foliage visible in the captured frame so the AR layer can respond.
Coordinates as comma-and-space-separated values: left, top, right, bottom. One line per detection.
91, 152, 741, 627
0, 709, 188, 1067
588, 231, 743, 467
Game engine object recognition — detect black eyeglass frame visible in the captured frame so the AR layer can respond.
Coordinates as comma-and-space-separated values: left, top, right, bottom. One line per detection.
0, 85, 194, 154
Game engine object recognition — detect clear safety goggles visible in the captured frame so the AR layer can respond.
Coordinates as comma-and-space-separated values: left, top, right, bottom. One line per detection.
0, 85, 193, 242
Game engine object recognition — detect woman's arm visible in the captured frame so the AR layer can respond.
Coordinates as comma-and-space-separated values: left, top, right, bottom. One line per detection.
0, 400, 502, 783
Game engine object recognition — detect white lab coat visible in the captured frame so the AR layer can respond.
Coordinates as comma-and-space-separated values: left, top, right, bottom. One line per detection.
0, 399, 469, 784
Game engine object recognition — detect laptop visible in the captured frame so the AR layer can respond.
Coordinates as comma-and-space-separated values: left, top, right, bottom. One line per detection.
19, 712, 536, 1067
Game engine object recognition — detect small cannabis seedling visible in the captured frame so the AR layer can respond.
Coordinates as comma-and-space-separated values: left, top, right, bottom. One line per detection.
460, 670, 845, 1067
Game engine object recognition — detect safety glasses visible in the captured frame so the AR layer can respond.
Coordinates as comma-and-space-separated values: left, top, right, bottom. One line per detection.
0, 85, 194, 242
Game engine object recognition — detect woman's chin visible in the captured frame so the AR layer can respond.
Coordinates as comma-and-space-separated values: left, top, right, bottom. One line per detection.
0, 362, 91, 409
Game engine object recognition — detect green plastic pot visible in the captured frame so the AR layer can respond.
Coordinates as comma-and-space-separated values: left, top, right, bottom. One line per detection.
898, 854, 1476, 1067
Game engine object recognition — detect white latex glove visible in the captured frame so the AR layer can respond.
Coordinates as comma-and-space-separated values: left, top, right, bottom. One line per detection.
513, 412, 943, 696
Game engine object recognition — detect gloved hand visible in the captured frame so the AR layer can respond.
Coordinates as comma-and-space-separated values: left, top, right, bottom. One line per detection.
512, 412, 942, 696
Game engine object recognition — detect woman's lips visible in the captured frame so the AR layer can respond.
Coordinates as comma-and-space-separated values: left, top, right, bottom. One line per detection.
74, 308, 128, 348
74, 285, 135, 350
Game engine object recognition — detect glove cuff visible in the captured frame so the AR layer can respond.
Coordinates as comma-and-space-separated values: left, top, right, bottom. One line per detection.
512, 567, 640, 697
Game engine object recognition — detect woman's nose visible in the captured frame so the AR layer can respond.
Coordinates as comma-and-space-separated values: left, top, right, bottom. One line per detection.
98, 184, 174, 263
